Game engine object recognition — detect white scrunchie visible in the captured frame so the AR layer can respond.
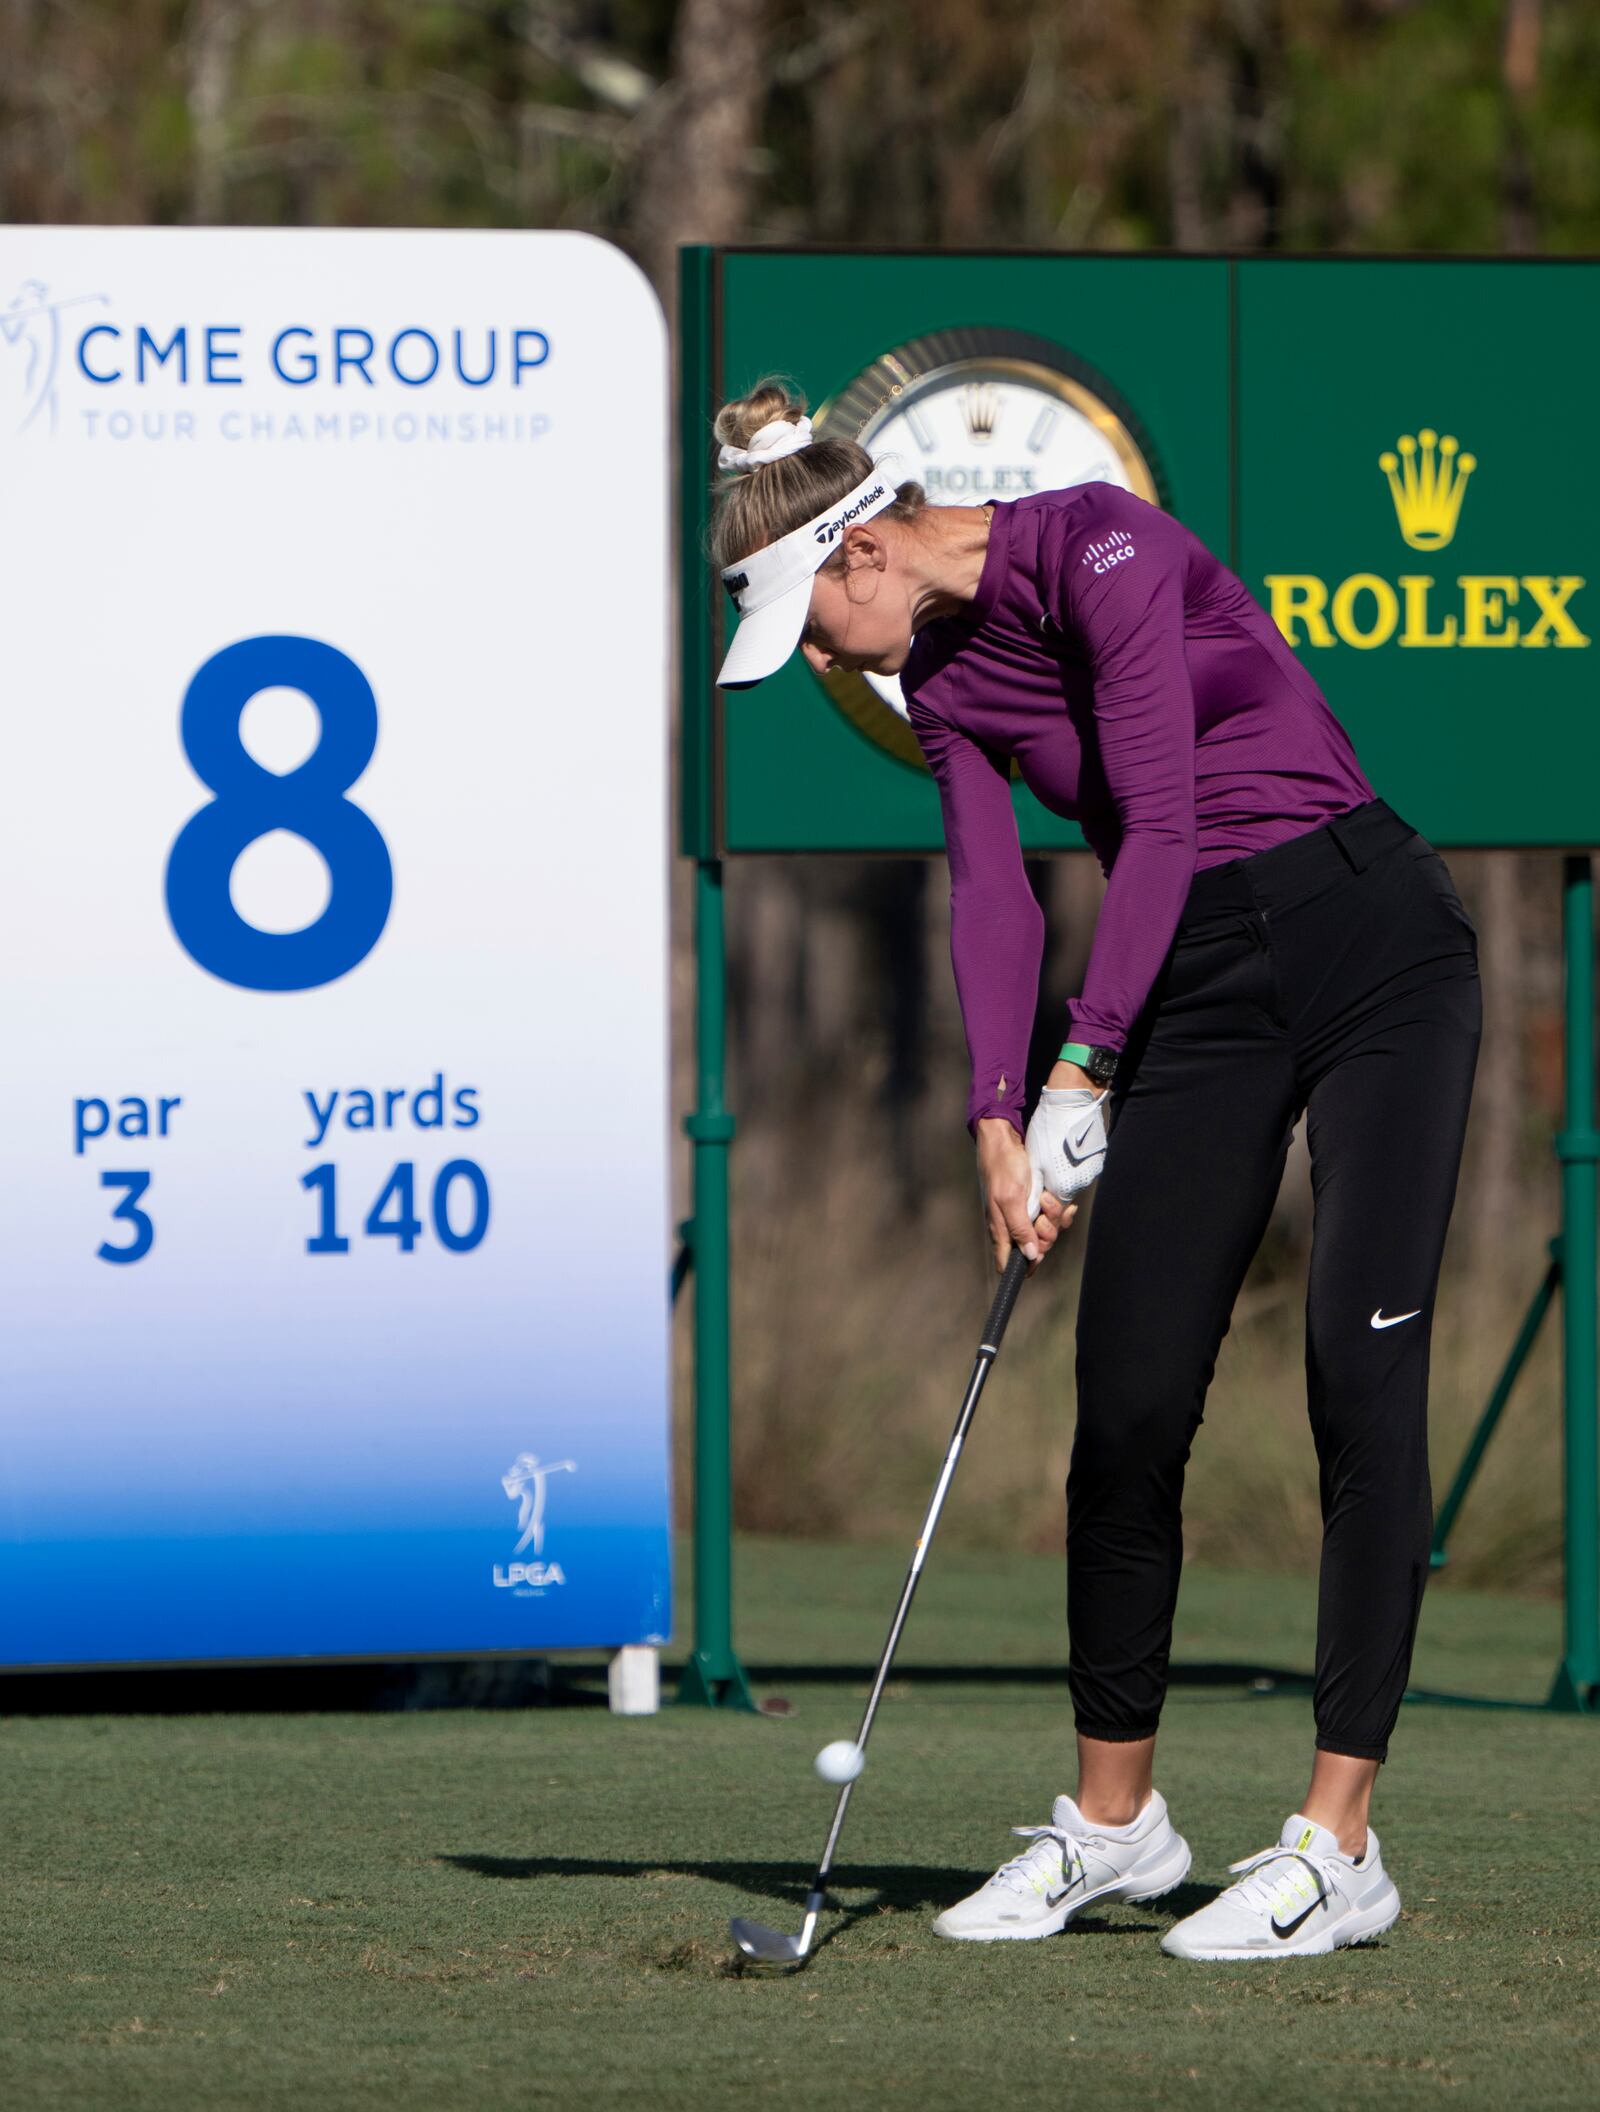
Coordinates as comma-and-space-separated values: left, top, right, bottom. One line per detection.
718, 414, 814, 473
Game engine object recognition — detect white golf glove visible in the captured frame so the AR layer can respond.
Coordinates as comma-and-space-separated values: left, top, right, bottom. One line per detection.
1025, 1084, 1110, 1217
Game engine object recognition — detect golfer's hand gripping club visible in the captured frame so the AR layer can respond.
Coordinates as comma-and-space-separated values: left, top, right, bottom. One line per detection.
1024, 1083, 1109, 1220
976, 1104, 1081, 1275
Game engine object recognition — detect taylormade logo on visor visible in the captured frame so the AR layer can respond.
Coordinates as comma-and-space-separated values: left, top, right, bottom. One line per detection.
814, 479, 891, 545
715, 463, 902, 681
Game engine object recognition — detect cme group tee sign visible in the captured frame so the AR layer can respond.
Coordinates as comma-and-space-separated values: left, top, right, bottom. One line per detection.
68, 314, 554, 440
0, 228, 672, 1668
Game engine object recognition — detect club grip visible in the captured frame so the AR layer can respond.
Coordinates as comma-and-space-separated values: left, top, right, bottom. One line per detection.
981, 1246, 1029, 1351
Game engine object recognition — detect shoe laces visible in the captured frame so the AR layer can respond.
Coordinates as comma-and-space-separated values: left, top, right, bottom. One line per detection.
1223, 1843, 1339, 1918
991, 1824, 1086, 1896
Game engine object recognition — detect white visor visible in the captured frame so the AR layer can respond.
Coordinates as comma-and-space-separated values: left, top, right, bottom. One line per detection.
716, 464, 901, 688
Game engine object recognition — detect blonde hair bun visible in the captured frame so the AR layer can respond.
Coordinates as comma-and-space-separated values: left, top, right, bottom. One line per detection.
712, 379, 810, 459
708, 375, 925, 570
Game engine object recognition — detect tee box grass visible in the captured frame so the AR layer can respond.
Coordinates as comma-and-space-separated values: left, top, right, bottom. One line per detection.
1, 1538, 1595, 2110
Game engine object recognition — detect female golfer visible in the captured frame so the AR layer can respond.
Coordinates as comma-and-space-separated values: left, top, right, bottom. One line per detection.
712, 382, 1481, 1962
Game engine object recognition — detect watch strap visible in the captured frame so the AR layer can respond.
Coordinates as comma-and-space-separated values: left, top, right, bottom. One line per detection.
1059, 1039, 1119, 1085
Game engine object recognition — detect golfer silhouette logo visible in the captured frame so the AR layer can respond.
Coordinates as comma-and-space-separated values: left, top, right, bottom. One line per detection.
1, 279, 107, 435
501, 1452, 576, 1557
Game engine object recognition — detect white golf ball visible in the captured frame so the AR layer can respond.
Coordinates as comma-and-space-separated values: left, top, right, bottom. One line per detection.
814, 1739, 865, 1785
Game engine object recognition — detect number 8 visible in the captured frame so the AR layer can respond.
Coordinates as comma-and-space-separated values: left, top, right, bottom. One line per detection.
165, 634, 394, 991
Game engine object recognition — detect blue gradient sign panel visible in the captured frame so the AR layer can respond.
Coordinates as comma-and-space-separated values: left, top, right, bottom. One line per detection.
0, 228, 671, 1666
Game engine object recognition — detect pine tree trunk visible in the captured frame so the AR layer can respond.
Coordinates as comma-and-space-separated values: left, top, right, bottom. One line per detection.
1469, 0, 1546, 1269
1472, 852, 1524, 1267
634, 0, 769, 304
184, 0, 247, 225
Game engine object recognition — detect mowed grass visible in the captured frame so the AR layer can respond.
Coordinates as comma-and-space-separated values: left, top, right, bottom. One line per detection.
1, 1540, 1596, 2111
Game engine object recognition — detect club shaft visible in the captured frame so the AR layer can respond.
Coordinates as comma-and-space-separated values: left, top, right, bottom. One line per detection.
807, 1249, 1029, 1896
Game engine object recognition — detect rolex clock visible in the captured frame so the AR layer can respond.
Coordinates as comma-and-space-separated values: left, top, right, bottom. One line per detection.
813, 327, 1165, 767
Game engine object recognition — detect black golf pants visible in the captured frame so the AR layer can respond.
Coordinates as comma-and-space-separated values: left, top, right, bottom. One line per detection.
1068, 797, 1482, 1762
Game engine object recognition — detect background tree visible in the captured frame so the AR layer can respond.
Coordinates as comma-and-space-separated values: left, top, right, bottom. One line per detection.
3, 0, 1593, 1588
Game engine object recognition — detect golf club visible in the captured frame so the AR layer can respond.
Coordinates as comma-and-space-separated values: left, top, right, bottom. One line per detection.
730, 1241, 1033, 1966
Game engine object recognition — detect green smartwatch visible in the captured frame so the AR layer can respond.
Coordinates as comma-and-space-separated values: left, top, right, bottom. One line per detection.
1059, 1040, 1120, 1087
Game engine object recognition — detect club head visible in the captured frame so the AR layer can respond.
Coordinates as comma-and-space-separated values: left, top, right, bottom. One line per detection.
730, 1915, 810, 1965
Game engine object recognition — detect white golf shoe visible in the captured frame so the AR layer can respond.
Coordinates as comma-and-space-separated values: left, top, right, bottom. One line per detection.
933, 1790, 1192, 1942
1160, 1812, 1401, 1961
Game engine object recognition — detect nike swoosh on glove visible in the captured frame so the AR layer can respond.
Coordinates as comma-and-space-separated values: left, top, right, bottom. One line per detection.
1025, 1085, 1110, 1216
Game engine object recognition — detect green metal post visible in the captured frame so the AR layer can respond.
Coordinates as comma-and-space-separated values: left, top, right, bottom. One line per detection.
675, 246, 753, 1709
678, 862, 754, 1709
677, 246, 717, 866
1430, 1244, 1561, 1570
1551, 854, 1600, 1712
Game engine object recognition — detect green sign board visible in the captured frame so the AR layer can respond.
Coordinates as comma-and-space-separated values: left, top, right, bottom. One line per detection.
674, 248, 1600, 1720
683, 251, 1597, 854
1236, 260, 1596, 846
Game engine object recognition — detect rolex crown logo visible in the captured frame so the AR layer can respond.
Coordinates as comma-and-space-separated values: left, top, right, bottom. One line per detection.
963, 382, 1000, 444
1379, 428, 1476, 551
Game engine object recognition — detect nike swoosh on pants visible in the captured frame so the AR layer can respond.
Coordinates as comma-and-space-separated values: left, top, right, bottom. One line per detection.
1370, 1308, 1422, 1329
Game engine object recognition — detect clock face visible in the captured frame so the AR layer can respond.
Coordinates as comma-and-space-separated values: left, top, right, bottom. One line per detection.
811, 328, 1163, 767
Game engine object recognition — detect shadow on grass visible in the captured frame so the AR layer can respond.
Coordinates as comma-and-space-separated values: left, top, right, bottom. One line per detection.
731, 1660, 1314, 1692
438, 1851, 1221, 1958
0, 1658, 613, 1717
441, 1849, 966, 1910
729, 1664, 1553, 1712
0, 1653, 1542, 1720
0, 1654, 1323, 1723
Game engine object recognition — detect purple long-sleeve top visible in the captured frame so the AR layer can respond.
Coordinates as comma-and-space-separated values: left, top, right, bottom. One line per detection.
900, 484, 1375, 1136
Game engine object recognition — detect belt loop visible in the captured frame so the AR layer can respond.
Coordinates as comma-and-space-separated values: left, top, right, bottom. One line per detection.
1326, 811, 1369, 875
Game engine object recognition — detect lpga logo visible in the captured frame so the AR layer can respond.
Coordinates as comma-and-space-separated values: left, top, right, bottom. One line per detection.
494, 1451, 575, 1591
1, 279, 107, 435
